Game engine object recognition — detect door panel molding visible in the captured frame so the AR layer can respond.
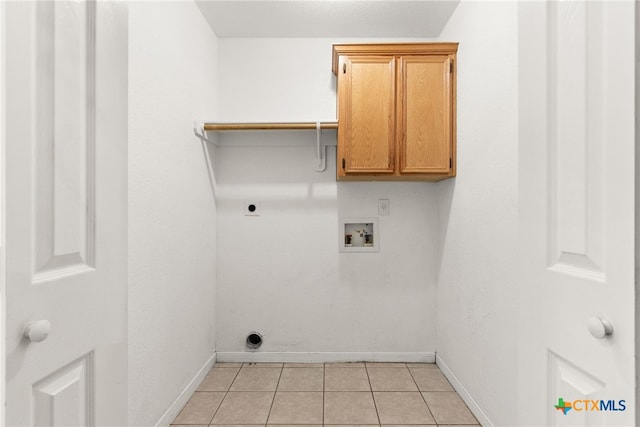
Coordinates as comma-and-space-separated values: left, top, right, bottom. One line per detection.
33, 352, 94, 427
33, 0, 96, 282
547, 0, 605, 283
548, 351, 605, 426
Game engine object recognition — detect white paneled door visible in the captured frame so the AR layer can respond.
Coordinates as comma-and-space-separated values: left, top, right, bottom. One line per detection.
518, 1, 635, 426
4, 1, 127, 425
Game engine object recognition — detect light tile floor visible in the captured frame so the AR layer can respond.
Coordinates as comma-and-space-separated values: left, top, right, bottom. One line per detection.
171, 362, 480, 427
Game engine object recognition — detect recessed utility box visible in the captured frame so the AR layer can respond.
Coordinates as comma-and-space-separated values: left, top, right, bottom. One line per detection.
340, 218, 378, 253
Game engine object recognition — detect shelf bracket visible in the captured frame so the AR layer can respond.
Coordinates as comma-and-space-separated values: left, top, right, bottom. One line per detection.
193, 121, 219, 146
315, 121, 327, 172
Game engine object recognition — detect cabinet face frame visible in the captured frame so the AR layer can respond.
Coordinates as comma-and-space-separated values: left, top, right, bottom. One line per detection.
333, 43, 458, 182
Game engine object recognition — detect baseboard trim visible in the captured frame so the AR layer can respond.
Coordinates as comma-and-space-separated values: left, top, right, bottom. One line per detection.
215, 351, 435, 363
155, 352, 217, 427
436, 354, 493, 427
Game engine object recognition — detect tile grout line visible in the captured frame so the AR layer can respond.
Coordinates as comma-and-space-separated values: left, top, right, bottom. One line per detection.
409, 365, 439, 425
264, 364, 284, 425
322, 363, 325, 426
208, 363, 244, 426
365, 362, 382, 426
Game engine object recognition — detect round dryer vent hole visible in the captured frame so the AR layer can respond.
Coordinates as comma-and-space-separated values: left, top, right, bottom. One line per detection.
246, 332, 263, 349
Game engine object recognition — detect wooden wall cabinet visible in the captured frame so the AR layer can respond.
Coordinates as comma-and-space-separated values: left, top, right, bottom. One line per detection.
332, 43, 458, 181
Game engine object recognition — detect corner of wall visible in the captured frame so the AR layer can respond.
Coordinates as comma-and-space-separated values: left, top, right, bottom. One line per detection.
128, 2, 219, 425
436, 355, 494, 427
153, 353, 217, 427
434, 1, 519, 426
635, 3, 639, 424
0, 1, 6, 424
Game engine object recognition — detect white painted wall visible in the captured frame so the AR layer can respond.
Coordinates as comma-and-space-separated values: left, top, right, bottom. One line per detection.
0, 1, 5, 424
215, 38, 439, 359
128, 2, 218, 425
636, 6, 640, 423
435, 2, 519, 426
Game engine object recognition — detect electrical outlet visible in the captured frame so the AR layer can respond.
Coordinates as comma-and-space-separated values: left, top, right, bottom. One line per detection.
244, 201, 260, 216
378, 199, 390, 216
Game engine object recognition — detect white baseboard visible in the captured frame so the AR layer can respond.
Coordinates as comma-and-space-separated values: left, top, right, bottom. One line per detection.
215, 351, 435, 364
155, 352, 217, 427
436, 354, 493, 427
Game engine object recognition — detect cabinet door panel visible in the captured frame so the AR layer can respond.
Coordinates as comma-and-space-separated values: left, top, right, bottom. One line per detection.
399, 55, 452, 174
339, 56, 395, 174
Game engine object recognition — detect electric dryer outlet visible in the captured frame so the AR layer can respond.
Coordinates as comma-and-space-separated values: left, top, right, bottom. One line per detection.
244, 201, 260, 216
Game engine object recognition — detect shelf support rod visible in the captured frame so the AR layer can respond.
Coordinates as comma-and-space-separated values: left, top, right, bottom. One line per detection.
315, 121, 327, 172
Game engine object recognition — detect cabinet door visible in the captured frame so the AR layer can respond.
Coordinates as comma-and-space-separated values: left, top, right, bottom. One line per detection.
338, 55, 395, 175
398, 55, 452, 174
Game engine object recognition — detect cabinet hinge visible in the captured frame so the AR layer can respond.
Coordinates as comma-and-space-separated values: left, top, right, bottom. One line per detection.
450, 62, 453, 73
343, 63, 346, 74
342, 158, 346, 169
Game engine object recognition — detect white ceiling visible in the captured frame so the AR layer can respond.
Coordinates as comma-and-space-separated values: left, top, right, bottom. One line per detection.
195, 1, 460, 38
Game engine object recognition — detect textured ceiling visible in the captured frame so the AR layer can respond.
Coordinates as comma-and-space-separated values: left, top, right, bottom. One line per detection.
195, 1, 460, 38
